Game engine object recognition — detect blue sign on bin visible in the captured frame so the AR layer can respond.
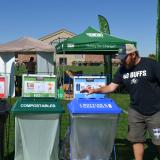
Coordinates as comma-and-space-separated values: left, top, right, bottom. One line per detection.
68, 98, 122, 114
73, 76, 106, 99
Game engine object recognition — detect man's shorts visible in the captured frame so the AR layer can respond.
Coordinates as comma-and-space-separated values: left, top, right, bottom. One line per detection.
127, 108, 160, 145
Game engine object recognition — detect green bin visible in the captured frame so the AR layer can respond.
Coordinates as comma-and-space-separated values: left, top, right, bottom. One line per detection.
12, 97, 64, 160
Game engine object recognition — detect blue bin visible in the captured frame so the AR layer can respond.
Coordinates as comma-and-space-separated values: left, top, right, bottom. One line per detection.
68, 98, 122, 160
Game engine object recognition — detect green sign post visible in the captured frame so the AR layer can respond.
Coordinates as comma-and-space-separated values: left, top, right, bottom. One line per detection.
98, 15, 112, 83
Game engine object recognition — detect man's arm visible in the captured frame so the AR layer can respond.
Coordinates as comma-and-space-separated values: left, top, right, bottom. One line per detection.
80, 82, 119, 94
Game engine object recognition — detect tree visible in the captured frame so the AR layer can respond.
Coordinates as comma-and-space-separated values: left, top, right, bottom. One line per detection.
156, 0, 160, 61
148, 53, 156, 60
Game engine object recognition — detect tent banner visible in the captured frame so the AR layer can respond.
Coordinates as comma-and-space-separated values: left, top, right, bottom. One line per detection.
98, 15, 110, 34
62, 43, 120, 51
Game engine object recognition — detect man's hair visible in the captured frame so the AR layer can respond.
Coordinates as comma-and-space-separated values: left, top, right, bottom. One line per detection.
135, 51, 139, 57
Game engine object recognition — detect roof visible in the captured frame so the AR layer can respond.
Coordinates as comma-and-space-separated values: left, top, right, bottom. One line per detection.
39, 29, 76, 41
0, 37, 54, 53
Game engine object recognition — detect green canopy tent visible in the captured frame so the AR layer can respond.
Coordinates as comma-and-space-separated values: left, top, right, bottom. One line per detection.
56, 26, 136, 82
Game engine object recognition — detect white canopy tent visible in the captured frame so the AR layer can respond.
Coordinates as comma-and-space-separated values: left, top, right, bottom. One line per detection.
0, 37, 55, 97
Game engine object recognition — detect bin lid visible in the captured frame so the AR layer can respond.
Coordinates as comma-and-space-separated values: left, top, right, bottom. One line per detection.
11, 97, 64, 114
68, 98, 122, 114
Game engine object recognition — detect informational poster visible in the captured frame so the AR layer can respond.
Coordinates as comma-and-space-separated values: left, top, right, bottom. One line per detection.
22, 74, 56, 97
73, 76, 106, 99
0, 76, 7, 98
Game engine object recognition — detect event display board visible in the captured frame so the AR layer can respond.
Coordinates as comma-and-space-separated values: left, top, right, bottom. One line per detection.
22, 74, 56, 98
73, 76, 106, 99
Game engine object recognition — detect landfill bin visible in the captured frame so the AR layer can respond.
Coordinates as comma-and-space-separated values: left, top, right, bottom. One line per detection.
0, 100, 10, 160
12, 97, 64, 160
68, 98, 122, 160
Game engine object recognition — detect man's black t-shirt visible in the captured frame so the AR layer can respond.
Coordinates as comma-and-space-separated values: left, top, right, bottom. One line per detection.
113, 57, 160, 115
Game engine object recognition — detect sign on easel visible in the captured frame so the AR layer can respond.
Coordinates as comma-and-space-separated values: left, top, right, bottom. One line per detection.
22, 74, 57, 98
0, 76, 8, 99
73, 76, 106, 99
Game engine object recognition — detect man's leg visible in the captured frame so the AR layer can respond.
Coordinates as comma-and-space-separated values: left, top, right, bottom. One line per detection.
127, 108, 146, 160
133, 143, 144, 160
147, 111, 160, 159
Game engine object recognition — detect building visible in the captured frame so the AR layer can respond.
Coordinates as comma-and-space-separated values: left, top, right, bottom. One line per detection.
39, 29, 86, 66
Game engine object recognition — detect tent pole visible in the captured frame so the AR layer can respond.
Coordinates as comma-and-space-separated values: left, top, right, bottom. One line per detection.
62, 50, 65, 86
104, 54, 112, 84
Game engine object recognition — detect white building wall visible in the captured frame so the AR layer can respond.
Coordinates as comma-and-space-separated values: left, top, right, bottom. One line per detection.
0, 53, 15, 97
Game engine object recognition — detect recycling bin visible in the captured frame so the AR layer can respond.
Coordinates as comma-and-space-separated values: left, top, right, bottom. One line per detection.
0, 100, 10, 160
12, 97, 64, 160
68, 98, 122, 160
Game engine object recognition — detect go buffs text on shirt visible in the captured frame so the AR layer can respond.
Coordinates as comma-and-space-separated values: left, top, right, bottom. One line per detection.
123, 70, 147, 79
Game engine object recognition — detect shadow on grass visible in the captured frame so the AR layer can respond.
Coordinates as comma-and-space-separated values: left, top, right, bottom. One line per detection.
113, 139, 134, 160
143, 139, 160, 160
114, 139, 160, 160
3, 139, 160, 160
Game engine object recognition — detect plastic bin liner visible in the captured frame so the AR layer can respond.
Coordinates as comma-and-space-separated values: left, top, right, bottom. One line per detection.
15, 114, 60, 160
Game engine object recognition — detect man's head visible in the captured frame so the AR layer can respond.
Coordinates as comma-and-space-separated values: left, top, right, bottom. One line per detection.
30, 57, 34, 62
116, 44, 139, 68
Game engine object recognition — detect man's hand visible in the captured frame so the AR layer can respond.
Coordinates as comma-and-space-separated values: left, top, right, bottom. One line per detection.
80, 83, 119, 94
80, 88, 95, 94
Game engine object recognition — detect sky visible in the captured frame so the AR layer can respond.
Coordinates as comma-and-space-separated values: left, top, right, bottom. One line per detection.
0, 0, 157, 57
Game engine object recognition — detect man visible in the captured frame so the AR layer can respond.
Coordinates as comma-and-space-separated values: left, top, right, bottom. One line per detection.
81, 44, 160, 160
27, 57, 36, 74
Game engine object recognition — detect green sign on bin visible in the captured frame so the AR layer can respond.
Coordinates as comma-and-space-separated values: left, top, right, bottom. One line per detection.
12, 97, 64, 114
22, 74, 57, 98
